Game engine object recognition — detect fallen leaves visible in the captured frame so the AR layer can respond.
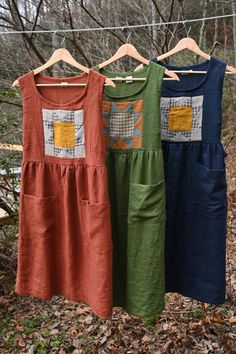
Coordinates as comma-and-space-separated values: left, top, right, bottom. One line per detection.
227, 316, 236, 324
0, 278, 236, 354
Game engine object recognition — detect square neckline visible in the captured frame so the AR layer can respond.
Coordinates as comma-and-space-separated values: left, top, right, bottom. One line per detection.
30, 69, 92, 107
153, 57, 215, 92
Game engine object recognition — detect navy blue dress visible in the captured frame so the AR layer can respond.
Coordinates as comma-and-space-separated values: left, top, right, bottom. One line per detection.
151, 57, 227, 304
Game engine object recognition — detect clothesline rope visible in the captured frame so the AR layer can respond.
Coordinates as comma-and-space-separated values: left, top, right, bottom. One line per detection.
0, 13, 236, 36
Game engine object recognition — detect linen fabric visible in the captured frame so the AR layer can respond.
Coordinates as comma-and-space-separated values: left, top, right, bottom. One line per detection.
15, 69, 113, 319
94, 61, 166, 317
152, 56, 227, 304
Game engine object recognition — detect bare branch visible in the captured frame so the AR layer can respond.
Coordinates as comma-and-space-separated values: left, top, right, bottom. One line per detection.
4, 0, 46, 65
0, 100, 22, 107
65, 0, 92, 66
80, 0, 126, 45
151, 0, 166, 22
0, 196, 14, 215
30, 0, 44, 38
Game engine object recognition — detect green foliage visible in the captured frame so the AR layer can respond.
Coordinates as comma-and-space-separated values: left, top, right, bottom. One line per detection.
5, 338, 15, 351
21, 316, 46, 329
0, 88, 19, 99
191, 308, 203, 319
0, 314, 61, 353
35, 343, 47, 354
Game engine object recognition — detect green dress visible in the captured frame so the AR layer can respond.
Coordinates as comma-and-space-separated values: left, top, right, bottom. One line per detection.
94, 62, 166, 317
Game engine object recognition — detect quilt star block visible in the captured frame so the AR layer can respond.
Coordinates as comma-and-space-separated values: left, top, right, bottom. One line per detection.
102, 99, 144, 149
42, 109, 85, 158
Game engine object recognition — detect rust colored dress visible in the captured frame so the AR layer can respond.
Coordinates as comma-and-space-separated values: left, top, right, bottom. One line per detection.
15, 70, 113, 319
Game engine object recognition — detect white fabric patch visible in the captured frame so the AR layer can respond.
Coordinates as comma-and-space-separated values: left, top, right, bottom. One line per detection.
42, 109, 85, 158
160, 95, 203, 141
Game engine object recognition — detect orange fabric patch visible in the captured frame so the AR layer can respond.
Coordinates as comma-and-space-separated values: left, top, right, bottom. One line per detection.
104, 135, 110, 147
135, 115, 143, 130
132, 136, 142, 148
112, 139, 129, 149
103, 117, 109, 128
113, 101, 132, 112
54, 121, 75, 147
168, 106, 192, 131
102, 101, 111, 112
133, 99, 143, 113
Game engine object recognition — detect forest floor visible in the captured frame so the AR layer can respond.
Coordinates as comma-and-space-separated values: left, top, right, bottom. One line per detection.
0, 130, 235, 354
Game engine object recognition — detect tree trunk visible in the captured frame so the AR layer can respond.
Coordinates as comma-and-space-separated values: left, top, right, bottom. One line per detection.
151, 2, 158, 46
231, 0, 236, 93
221, 2, 227, 58
213, 1, 219, 44
198, 0, 209, 50
231, 0, 236, 68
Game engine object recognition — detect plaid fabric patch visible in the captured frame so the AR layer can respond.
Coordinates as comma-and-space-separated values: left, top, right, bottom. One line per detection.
110, 112, 135, 138
42, 109, 85, 158
102, 100, 143, 149
160, 96, 203, 141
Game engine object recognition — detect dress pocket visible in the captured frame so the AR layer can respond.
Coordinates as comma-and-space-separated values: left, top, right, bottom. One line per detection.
128, 180, 165, 224
187, 161, 227, 217
21, 193, 59, 239
80, 200, 112, 254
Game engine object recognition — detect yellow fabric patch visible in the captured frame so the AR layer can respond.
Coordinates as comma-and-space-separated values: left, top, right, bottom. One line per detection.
54, 121, 75, 147
168, 106, 192, 131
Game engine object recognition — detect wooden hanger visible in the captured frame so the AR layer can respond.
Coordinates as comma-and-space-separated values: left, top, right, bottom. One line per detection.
98, 43, 180, 81
12, 48, 116, 87
156, 38, 236, 74
135, 38, 236, 74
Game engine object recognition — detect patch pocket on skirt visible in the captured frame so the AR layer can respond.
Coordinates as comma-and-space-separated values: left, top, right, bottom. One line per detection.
128, 180, 165, 224
80, 200, 112, 253
187, 161, 227, 217
21, 194, 59, 239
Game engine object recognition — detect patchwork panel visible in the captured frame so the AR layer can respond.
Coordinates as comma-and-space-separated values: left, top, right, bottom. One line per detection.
42, 109, 85, 158
161, 96, 203, 141
102, 100, 143, 149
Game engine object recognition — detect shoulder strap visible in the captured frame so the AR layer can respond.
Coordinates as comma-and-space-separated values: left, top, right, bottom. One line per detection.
209, 57, 227, 96
18, 71, 35, 98
83, 69, 106, 164
91, 65, 100, 72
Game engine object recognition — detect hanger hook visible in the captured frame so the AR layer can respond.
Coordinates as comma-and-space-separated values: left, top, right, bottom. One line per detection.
187, 26, 192, 37
60, 32, 66, 47
126, 30, 132, 44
